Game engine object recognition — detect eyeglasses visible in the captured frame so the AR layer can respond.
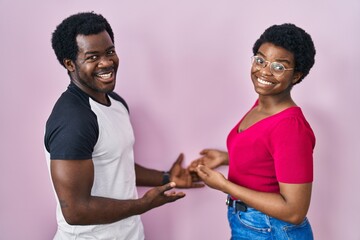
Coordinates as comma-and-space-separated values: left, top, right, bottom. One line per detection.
251, 56, 294, 77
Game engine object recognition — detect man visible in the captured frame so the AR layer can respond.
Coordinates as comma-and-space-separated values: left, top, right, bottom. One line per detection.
45, 12, 202, 239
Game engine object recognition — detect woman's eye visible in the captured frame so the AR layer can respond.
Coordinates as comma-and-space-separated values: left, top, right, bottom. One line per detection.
272, 63, 285, 71
256, 57, 264, 64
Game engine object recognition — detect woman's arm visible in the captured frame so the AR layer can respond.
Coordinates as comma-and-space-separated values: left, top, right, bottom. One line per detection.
195, 165, 312, 225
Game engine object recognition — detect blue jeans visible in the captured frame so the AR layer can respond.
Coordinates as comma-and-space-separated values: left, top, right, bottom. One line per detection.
227, 205, 314, 240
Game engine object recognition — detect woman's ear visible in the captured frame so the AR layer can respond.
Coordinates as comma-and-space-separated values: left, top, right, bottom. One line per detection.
63, 59, 75, 72
292, 72, 303, 84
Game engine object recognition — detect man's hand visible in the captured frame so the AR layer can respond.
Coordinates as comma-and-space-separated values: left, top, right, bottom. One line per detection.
169, 153, 204, 188
141, 182, 185, 208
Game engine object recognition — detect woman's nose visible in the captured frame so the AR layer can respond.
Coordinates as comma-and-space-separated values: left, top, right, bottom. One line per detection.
260, 63, 272, 75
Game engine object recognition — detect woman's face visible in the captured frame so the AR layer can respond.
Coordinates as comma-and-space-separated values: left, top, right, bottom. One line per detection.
250, 42, 302, 97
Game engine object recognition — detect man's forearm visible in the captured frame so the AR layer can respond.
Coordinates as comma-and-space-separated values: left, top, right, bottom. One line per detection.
61, 196, 148, 225
135, 163, 164, 186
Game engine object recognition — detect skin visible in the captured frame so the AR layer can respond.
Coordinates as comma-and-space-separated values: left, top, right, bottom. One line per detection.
64, 31, 118, 105
191, 43, 312, 225
54, 31, 203, 225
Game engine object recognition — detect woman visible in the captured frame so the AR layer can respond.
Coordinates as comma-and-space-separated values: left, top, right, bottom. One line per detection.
191, 23, 316, 239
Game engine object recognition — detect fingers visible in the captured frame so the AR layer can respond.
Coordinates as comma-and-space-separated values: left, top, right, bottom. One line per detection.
175, 153, 184, 165
164, 190, 186, 198
163, 181, 176, 191
156, 181, 175, 195
188, 158, 205, 172
187, 149, 212, 171
191, 182, 205, 188
161, 182, 186, 199
171, 153, 184, 173
195, 165, 210, 178
188, 160, 199, 172
199, 149, 210, 155
197, 164, 208, 172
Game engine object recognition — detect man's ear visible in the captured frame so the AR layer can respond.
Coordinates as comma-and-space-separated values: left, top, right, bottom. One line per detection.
292, 72, 303, 84
63, 59, 75, 72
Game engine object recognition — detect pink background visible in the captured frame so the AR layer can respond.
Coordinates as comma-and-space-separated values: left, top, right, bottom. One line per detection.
1, 0, 359, 239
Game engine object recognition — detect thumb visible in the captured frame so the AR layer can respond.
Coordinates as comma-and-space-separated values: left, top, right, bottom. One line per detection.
199, 149, 209, 155
160, 182, 176, 193
171, 153, 184, 170
175, 153, 184, 165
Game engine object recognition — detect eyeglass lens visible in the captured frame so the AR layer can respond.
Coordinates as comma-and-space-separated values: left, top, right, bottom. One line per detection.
252, 56, 286, 76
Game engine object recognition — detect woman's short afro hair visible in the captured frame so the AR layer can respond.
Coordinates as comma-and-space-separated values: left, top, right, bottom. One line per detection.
51, 12, 114, 68
252, 23, 316, 84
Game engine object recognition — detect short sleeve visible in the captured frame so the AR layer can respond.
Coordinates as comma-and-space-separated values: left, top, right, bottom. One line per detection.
44, 92, 99, 160
271, 116, 315, 183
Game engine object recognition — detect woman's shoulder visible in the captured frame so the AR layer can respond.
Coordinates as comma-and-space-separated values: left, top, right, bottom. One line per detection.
271, 107, 315, 138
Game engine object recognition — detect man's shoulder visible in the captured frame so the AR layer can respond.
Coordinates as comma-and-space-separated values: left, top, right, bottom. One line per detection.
46, 86, 98, 132
53, 85, 93, 114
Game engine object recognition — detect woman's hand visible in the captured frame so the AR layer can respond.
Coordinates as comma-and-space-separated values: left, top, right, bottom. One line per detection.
194, 165, 228, 191
188, 149, 229, 172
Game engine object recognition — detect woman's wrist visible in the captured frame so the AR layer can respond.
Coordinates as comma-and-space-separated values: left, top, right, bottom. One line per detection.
221, 152, 229, 165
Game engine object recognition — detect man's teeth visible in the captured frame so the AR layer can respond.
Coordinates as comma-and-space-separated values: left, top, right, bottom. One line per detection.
97, 73, 112, 79
257, 78, 273, 85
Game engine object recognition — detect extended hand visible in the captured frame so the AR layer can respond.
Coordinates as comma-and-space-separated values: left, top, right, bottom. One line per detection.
195, 165, 228, 191
142, 182, 186, 209
188, 149, 229, 172
169, 153, 205, 188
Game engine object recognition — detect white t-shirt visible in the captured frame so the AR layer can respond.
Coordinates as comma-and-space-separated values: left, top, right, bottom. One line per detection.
45, 83, 144, 240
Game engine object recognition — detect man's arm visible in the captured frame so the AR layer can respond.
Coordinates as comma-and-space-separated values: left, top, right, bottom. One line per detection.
135, 153, 205, 188
51, 159, 185, 225
135, 163, 163, 186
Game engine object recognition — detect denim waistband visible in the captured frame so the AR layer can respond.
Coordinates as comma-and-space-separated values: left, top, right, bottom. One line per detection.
226, 195, 248, 212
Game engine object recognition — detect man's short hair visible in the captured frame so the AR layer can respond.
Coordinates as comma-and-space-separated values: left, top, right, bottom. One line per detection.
51, 12, 114, 68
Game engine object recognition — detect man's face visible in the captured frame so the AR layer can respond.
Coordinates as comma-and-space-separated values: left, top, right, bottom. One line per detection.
68, 30, 119, 103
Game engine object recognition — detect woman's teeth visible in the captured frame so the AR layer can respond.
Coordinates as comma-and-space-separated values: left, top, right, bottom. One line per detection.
257, 78, 273, 85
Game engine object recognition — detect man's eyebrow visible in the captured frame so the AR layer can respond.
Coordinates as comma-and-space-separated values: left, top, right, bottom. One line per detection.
84, 51, 99, 56
84, 46, 115, 56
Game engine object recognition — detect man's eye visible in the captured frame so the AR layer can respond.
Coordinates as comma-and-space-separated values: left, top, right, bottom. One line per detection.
87, 56, 98, 61
108, 50, 116, 55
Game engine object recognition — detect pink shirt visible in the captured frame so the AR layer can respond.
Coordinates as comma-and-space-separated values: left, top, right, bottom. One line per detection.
227, 102, 315, 193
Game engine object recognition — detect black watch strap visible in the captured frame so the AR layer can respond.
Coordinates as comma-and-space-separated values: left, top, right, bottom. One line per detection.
162, 171, 171, 185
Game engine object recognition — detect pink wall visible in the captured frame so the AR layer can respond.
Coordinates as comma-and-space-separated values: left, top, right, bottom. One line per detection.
1, 0, 359, 239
